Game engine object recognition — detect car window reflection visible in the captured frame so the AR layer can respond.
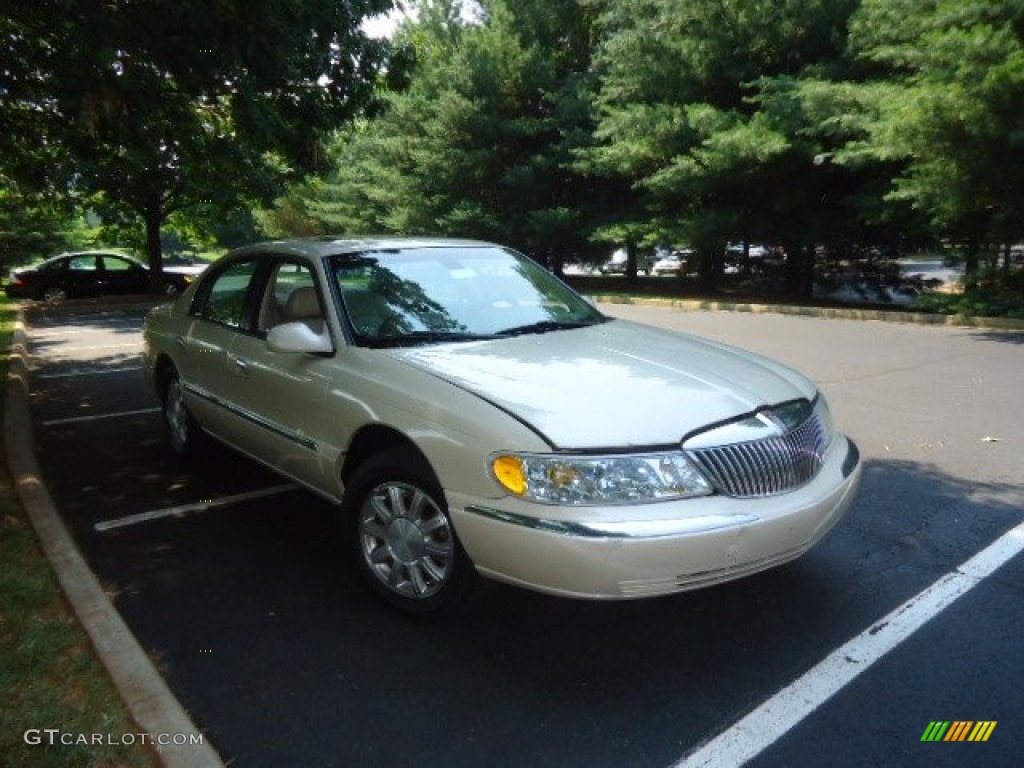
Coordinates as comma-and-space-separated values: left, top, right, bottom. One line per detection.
331, 247, 603, 345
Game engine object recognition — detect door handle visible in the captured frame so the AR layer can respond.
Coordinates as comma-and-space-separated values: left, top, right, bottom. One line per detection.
230, 356, 250, 377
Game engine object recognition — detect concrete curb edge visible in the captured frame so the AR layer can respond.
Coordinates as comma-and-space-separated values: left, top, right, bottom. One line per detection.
588, 294, 1024, 331
4, 312, 225, 768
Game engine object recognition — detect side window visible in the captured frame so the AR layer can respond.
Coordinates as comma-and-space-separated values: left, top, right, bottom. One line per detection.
257, 261, 321, 333
193, 259, 259, 328
101, 255, 136, 272
68, 255, 99, 271
40, 258, 68, 272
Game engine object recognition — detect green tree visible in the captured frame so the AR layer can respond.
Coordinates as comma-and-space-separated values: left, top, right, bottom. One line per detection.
845, 0, 1024, 287
1, 0, 392, 289
582, 0, 863, 294
278, 0, 604, 272
0, 178, 79, 270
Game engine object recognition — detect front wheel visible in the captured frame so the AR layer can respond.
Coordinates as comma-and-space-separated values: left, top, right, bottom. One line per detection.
161, 368, 204, 457
41, 285, 68, 303
345, 450, 476, 615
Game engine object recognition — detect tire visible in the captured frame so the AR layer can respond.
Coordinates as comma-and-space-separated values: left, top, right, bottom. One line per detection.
345, 449, 476, 615
161, 367, 204, 457
42, 285, 68, 303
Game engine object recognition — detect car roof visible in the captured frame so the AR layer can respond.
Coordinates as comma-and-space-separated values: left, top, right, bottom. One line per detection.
29, 250, 138, 266
49, 250, 135, 259
228, 236, 499, 260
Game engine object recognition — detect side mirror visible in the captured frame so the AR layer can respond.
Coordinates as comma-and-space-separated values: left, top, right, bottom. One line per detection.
266, 321, 333, 355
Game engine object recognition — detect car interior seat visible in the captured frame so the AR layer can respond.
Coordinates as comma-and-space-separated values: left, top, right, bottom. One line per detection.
282, 286, 325, 334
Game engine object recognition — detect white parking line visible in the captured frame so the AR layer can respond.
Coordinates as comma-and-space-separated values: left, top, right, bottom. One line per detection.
42, 407, 160, 426
30, 327, 128, 336
94, 484, 299, 532
673, 519, 1024, 768
35, 342, 143, 352
36, 365, 143, 380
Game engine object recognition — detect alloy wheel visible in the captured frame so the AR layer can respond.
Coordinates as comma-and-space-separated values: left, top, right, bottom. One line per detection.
164, 377, 190, 454
358, 481, 455, 600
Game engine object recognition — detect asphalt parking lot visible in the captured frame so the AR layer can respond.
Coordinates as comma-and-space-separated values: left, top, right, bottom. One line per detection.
15, 301, 1024, 768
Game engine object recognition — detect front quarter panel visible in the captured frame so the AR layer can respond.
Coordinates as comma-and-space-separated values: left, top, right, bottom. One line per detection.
142, 302, 178, 391
322, 349, 551, 501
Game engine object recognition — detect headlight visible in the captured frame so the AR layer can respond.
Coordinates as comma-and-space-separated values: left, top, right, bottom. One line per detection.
490, 452, 713, 506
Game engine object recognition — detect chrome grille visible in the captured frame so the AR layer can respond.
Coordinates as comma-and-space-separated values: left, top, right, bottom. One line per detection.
687, 411, 828, 498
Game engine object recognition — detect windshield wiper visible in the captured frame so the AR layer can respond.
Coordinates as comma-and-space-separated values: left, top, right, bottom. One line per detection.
363, 330, 496, 348
495, 319, 602, 337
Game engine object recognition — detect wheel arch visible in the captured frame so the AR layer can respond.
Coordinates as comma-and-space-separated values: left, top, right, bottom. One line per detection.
341, 423, 479, 614
340, 424, 434, 491
151, 353, 179, 400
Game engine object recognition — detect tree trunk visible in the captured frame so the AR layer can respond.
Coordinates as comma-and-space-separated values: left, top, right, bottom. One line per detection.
800, 244, 816, 298
625, 237, 639, 280
549, 249, 565, 278
697, 246, 716, 292
144, 202, 165, 294
783, 241, 803, 297
963, 239, 980, 292
780, 243, 816, 299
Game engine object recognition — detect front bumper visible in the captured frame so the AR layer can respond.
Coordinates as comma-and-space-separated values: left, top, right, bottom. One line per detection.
448, 435, 861, 599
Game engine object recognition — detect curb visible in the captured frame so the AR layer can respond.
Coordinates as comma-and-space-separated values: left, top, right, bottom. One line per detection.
4, 310, 225, 768
589, 294, 1024, 331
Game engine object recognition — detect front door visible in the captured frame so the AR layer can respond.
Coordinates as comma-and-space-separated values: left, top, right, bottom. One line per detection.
98, 254, 149, 294
221, 260, 338, 492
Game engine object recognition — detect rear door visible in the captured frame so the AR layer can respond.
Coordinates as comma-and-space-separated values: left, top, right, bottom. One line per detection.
176, 257, 262, 440
64, 254, 102, 296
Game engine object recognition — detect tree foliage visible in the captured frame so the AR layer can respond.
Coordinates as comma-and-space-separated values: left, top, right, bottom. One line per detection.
1, 0, 392, 286
581, 0, 872, 292
9, 1, 1019, 308
0, 178, 80, 269
265, 0, 606, 271
845, 0, 1024, 277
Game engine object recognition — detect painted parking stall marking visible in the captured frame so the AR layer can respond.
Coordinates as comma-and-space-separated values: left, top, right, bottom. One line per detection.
42, 407, 161, 427
27, 314, 152, 424
36, 365, 144, 380
94, 484, 299, 532
26, 309, 303, 554
673, 519, 1024, 768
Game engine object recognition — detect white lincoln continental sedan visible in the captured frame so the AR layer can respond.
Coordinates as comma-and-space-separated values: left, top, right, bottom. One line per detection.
143, 237, 861, 614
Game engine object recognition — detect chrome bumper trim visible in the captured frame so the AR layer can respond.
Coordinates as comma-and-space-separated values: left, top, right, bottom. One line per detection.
464, 504, 758, 540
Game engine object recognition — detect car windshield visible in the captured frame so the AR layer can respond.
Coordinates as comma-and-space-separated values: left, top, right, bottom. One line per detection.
329, 245, 606, 346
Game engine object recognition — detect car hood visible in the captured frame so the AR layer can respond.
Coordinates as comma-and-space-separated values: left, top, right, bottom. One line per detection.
386, 319, 816, 449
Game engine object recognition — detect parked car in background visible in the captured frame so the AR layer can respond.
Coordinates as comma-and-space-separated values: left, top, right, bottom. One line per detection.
724, 243, 784, 274
4, 251, 203, 302
162, 253, 200, 268
143, 236, 861, 615
652, 249, 694, 276
599, 247, 652, 275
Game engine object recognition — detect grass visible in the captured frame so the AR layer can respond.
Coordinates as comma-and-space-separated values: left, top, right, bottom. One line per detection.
0, 295, 157, 767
